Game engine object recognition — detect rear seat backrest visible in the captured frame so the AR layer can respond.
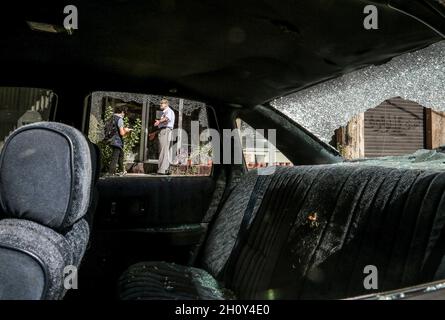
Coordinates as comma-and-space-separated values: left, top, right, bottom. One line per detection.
222, 165, 445, 299
200, 170, 262, 277
118, 164, 445, 300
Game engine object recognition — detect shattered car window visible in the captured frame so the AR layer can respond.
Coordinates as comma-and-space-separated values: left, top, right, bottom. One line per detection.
271, 41, 445, 160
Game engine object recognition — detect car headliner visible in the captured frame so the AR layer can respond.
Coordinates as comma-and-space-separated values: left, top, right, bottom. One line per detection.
0, 0, 443, 106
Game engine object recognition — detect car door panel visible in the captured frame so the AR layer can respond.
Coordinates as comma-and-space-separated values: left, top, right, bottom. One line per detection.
95, 176, 216, 229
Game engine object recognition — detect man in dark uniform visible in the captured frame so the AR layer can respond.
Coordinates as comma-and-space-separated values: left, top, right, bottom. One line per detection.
108, 106, 132, 175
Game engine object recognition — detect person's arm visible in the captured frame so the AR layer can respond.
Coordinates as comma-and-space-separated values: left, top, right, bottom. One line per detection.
154, 115, 170, 127
160, 115, 170, 124
118, 118, 132, 136
119, 127, 132, 136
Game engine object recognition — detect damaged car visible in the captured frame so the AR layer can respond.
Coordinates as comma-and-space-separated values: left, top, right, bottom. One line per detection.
0, 0, 445, 301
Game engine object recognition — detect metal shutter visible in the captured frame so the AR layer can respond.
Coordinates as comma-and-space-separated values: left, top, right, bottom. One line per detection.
364, 97, 425, 157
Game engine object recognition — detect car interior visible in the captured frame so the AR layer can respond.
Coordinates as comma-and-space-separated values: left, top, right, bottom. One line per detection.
0, 0, 445, 300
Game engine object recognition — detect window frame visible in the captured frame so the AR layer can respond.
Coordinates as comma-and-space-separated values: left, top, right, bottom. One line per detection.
82, 91, 219, 177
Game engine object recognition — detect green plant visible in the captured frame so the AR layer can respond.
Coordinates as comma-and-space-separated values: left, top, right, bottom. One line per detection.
123, 116, 142, 158
98, 105, 142, 173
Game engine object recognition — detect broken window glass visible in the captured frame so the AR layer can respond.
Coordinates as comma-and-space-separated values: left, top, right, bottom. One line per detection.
271, 41, 445, 146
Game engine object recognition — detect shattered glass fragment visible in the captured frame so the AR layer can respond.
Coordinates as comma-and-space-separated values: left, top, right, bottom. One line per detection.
271, 41, 445, 144
340, 149, 445, 170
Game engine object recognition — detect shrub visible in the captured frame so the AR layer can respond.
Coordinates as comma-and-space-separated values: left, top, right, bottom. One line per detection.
99, 105, 142, 173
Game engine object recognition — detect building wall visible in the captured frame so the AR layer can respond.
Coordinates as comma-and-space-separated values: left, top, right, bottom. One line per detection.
335, 99, 445, 159
426, 108, 445, 149
364, 98, 425, 157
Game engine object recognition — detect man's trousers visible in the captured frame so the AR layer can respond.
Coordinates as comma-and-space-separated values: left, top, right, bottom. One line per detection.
157, 128, 172, 174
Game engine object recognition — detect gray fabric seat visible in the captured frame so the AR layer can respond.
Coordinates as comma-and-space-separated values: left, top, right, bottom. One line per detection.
119, 165, 445, 300
225, 165, 445, 299
119, 261, 229, 300
118, 167, 273, 300
0, 122, 97, 300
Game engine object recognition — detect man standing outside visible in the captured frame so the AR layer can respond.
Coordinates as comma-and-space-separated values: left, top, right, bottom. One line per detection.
108, 106, 132, 175
154, 98, 175, 175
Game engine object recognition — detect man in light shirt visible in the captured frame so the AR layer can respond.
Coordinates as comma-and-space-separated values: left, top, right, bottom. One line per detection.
154, 98, 175, 175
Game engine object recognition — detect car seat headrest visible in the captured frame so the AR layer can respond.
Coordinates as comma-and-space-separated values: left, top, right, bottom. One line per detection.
0, 122, 93, 231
